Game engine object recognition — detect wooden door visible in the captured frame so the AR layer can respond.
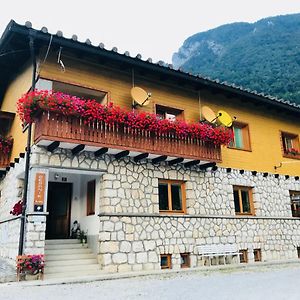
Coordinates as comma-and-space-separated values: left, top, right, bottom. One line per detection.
46, 182, 72, 239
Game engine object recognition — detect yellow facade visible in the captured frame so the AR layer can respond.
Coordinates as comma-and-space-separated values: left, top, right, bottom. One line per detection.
1, 55, 300, 175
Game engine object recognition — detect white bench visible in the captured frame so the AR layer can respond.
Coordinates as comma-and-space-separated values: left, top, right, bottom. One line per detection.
197, 244, 240, 266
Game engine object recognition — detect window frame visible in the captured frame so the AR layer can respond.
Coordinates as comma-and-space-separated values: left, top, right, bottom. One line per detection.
228, 122, 251, 151
160, 254, 172, 269
86, 179, 96, 216
155, 104, 184, 121
290, 191, 300, 218
180, 253, 190, 268
280, 131, 300, 159
253, 249, 262, 262
37, 77, 109, 104
239, 249, 248, 263
233, 186, 255, 216
158, 179, 186, 214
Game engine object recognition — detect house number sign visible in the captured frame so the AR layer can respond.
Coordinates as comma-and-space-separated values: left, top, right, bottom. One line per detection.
34, 172, 46, 212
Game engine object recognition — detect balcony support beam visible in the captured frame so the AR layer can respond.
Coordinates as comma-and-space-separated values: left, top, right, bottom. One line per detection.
184, 160, 200, 168
152, 155, 167, 164
14, 158, 19, 164
168, 158, 184, 166
134, 153, 149, 162
47, 141, 60, 153
72, 144, 85, 155
115, 150, 130, 159
94, 147, 108, 157
200, 162, 216, 170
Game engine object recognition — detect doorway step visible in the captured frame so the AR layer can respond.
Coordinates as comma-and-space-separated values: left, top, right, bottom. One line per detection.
44, 239, 103, 279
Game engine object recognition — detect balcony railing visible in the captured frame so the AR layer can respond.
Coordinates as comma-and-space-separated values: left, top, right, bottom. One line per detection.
34, 111, 221, 162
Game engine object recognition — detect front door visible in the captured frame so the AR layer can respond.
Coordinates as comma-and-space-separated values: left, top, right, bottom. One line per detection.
46, 182, 72, 239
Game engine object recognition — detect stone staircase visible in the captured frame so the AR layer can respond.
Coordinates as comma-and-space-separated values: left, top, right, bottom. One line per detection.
44, 239, 102, 279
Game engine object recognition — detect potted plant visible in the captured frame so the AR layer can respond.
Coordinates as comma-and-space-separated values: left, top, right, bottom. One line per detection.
16, 254, 44, 281
78, 229, 88, 245
287, 148, 299, 156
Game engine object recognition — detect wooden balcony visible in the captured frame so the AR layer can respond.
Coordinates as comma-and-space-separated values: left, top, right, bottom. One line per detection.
0, 152, 11, 170
34, 112, 221, 164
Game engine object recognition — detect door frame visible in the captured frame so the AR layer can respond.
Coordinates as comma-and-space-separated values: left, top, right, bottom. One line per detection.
46, 181, 73, 239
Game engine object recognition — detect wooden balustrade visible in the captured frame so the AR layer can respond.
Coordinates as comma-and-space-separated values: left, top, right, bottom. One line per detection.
34, 111, 222, 162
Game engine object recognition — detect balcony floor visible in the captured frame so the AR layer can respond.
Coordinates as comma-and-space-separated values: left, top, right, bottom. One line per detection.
36, 139, 213, 167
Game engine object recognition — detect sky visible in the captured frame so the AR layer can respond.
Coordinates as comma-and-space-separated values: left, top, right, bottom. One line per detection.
0, 0, 300, 63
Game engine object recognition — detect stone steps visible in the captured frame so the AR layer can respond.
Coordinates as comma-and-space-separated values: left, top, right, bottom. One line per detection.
44, 239, 100, 279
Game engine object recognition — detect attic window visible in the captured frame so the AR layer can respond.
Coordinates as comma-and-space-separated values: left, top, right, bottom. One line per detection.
36, 79, 108, 104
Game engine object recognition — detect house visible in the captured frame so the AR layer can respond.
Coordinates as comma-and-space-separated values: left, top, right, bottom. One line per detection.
0, 20, 300, 277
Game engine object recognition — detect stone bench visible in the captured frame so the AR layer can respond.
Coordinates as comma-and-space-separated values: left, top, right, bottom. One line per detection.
197, 244, 240, 266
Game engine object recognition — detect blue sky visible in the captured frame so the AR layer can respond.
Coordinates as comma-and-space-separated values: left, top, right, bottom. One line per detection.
1, 0, 300, 62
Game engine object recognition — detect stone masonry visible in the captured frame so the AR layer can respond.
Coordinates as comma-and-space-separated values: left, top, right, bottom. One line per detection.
1, 145, 300, 272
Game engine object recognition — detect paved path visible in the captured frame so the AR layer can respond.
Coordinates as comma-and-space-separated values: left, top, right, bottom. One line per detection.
1, 264, 300, 300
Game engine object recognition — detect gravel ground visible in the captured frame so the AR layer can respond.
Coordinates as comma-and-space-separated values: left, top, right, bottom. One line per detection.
1, 264, 300, 300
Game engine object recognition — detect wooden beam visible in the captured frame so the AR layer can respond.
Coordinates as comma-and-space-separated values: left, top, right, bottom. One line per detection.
184, 160, 200, 168
134, 153, 149, 162
168, 158, 184, 166
212, 166, 218, 171
72, 144, 85, 155
14, 158, 19, 164
6, 167, 10, 172
115, 150, 130, 159
94, 147, 108, 157
200, 162, 216, 170
19, 153, 25, 158
152, 155, 168, 164
47, 141, 60, 152
10, 163, 15, 168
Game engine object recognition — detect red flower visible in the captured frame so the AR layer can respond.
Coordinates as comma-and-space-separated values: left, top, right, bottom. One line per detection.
17, 90, 233, 146
10, 200, 23, 216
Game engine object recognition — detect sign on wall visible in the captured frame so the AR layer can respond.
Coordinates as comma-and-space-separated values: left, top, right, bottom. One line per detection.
33, 172, 46, 212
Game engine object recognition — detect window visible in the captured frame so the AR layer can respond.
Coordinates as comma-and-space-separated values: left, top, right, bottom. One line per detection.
180, 253, 190, 268
156, 104, 184, 121
233, 186, 254, 215
281, 132, 300, 157
253, 249, 262, 262
0, 112, 14, 136
290, 191, 300, 217
160, 254, 172, 269
229, 122, 251, 151
239, 249, 248, 263
86, 180, 96, 215
36, 79, 108, 103
158, 180, 186, 213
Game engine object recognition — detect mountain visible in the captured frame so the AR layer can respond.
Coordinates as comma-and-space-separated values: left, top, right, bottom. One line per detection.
172, 13, 300, 104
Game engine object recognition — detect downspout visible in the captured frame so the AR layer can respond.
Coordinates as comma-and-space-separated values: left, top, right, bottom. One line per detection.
18, 32, 37, 255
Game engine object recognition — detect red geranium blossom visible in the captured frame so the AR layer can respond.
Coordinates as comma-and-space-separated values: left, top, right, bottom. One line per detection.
17, 90, 233, 146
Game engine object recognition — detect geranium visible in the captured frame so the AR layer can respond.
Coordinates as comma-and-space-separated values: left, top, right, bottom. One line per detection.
287, 148, 299, 155
17, 90, 233, 146
10, 200, 23, 216
17, 254, 44, 275
0, 135, 13, 155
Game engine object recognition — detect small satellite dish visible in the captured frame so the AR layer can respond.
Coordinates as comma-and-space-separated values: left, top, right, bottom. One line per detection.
202, 106, 217, 123
131, 87, 151, 107
217, 110, 233, 127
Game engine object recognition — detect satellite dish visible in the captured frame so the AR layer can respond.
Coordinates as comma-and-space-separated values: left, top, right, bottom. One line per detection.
131, 87, 151, 107
202, 106, 217, 123
217, 110, 233, 127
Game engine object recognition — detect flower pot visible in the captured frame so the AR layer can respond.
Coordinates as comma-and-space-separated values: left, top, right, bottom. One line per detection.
25, 273, 40, 281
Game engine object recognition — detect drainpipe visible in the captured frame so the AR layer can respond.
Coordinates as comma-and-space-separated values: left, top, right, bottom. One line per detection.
18, 32, 37, 255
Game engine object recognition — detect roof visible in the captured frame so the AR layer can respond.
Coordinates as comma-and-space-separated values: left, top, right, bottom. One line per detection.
0, 20, 299, 115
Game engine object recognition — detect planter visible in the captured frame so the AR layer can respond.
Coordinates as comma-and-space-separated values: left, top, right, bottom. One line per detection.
25, 273, 40, 281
